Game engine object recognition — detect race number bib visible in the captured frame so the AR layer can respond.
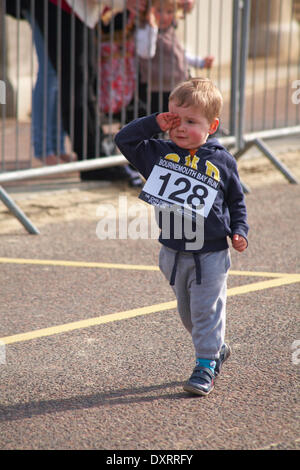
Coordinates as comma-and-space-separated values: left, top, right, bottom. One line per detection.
139, 158, 220, 218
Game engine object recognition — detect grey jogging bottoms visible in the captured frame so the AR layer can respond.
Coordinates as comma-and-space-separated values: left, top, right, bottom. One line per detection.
159, 245, 231, 360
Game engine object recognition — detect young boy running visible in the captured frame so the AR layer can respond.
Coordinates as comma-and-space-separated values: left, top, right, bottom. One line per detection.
115, 78, 248, 396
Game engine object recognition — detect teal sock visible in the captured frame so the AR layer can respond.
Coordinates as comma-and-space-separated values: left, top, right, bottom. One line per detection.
196, 358, 216, 373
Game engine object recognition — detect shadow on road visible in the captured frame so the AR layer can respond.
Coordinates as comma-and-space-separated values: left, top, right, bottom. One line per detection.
0, 380, 202, 422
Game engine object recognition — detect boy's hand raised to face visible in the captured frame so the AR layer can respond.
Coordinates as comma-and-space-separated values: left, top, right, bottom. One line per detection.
156, 112, 181, 133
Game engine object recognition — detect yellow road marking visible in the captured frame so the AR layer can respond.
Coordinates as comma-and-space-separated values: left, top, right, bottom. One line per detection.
0, 275, 299, 346
0, 257, 298, 278
0, 257, 159, 271
0, 301, 176, 345
229, 270, 299, 279
227, 275, 300, 296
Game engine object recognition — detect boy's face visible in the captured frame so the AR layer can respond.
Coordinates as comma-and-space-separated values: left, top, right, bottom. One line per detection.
168, 101, 219, 150
152, 4, 176, 30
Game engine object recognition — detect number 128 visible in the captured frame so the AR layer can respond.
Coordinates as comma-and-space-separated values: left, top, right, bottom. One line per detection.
158, 172, 208, 208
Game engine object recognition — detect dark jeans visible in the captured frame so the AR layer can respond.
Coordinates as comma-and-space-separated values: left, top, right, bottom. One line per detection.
34, 2, 102, 168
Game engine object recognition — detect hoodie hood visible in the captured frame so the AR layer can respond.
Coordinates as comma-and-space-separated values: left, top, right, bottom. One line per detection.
201, 137, 226, 152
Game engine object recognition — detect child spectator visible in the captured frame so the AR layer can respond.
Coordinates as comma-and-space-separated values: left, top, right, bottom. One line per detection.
135, 0, 214, 115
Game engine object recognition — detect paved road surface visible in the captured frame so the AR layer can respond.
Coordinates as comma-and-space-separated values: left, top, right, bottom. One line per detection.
0, 180, 299, 452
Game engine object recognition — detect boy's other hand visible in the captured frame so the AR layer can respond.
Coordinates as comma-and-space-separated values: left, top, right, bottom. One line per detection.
156, 112, 181, 132
232, 234, 247, 252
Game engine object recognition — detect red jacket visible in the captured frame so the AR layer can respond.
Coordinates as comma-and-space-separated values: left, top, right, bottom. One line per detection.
49, 0, 72, 14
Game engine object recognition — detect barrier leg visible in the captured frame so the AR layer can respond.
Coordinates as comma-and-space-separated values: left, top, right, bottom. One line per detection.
233, 136, 299, 193
0, 186, 40, 234
254, 139, 299, 185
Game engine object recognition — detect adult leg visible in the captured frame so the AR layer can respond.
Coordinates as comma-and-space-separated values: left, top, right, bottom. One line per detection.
34, 3, 102, 168
25, 9, 66, 162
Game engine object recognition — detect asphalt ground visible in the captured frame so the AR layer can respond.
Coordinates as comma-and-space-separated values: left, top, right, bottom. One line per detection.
0, 178, 299, 453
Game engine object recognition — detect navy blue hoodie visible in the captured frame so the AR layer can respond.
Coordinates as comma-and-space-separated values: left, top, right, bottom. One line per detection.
115, 114, 249, 253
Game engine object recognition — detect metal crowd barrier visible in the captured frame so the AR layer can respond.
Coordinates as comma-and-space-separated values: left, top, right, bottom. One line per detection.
0, 0, 299, 233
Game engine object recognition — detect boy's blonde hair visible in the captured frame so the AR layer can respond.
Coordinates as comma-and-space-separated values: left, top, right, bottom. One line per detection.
169, 78, 223, 123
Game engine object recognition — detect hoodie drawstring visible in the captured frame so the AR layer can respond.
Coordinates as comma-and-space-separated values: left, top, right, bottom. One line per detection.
192, 252, 202, 285
170, 251, 180, 286
169, 251, 202, 286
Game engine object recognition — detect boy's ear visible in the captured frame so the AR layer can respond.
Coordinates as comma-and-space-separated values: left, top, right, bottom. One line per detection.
208, 118, 219, 135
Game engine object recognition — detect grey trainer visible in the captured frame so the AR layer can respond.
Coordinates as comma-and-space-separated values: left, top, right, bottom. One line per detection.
183, 366, 215, 396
